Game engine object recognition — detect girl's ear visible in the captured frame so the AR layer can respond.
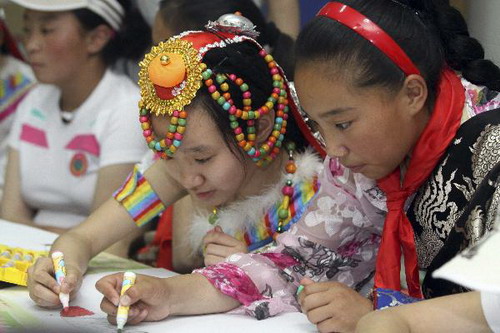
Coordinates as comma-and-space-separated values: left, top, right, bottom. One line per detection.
255, 110, 276, 144
401, 74, 428, 117
86, 24, 114, 55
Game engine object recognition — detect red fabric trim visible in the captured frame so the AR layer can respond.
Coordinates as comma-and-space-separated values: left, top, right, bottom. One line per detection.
374, 69, 465, 298
155, 206, 174, 270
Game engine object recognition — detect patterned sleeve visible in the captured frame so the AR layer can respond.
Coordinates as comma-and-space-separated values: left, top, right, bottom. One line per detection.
194, 157, 386, 319
113, 155, 165, 228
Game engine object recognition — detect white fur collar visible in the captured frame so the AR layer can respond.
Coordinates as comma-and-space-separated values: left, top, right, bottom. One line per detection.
188, 148, 322, 255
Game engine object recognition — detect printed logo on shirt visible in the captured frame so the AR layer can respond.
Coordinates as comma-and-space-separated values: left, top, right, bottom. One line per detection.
20, 124, 49, 148
30, 108, 46, 121
69, 152, 88, 177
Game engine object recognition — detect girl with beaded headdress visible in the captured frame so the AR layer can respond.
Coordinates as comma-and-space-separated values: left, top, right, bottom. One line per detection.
25, 14, 331, 309
135, 0, 301, 272
92, 1, 498, 331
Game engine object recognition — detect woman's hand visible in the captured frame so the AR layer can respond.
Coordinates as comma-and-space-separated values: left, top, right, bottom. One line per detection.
298, 278, 373, 333
96, 273, 172, 325
27, 256, 82, 308
202, 226, 248, 266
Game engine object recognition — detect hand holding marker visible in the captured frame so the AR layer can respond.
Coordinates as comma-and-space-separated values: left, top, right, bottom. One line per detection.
117, 271, 136, 332
51, 251, 69, 310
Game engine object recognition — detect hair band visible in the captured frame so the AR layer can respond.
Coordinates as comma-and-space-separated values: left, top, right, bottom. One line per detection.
317, 2, 421, 76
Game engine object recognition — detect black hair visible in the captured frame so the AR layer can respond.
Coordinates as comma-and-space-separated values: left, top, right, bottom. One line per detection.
73, 0, 151, 66
158, 0, 295, 79
189, 39, 307, 163
296, 0, 500, 107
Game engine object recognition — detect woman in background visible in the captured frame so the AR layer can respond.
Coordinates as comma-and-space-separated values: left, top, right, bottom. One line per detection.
1, 0, 150, 256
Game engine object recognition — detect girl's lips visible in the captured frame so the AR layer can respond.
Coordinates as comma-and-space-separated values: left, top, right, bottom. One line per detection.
196, 190, 215, 200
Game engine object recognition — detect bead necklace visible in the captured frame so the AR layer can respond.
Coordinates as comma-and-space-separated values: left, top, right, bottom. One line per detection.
207, 142, 297, 237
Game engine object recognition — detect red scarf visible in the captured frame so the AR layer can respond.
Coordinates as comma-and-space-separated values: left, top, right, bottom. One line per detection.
375, 69, 465, 298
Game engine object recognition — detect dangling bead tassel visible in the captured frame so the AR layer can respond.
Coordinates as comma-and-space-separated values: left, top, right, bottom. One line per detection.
208, 207, 219, 225
276, 142, 296, 236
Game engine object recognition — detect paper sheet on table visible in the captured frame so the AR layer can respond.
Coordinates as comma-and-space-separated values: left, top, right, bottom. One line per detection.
0, 268, 315, 332
433, 230, 500, 293
0, 219, 57, 251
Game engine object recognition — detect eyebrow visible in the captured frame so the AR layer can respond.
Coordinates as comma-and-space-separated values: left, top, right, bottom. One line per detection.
182, 145, 211, 153
318, 107, 355, 119
24, 12, 59, 23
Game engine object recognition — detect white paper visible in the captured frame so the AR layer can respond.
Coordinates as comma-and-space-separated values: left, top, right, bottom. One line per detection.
0, 219, 57, 251
0, 268, 315, 332
433, 230, 500, 293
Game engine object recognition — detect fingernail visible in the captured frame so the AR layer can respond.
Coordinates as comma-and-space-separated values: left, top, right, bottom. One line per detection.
120, 295, 131, 306
214, 226, 222, 232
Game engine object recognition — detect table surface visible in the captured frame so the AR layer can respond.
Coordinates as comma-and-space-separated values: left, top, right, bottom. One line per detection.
0, 219, 316, 332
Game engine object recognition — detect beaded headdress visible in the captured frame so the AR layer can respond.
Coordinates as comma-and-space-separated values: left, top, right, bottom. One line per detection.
138, 14, 325, 165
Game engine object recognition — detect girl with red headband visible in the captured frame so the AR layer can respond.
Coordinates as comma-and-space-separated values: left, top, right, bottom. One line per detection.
292, 0, 500, 332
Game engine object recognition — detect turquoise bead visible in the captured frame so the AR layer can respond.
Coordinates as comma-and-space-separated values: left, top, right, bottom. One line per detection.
202, 70, 212, 80
279, 134, 285, 141
154, 142, 162, 151
173, 140, 181, 147
216, 75, 225, 84
223, 102, 231, 110
275, 117, 283, 124
248, 147, 256, 156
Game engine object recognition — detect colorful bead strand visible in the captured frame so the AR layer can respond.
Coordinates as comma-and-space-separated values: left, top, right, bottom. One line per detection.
276, 142, 296, 234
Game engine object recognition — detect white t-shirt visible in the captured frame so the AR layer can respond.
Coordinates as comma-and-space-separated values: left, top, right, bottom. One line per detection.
8, 69, 148, 228
0, 56, 35, 194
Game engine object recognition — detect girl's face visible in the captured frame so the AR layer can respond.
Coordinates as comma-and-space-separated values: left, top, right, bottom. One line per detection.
295, 63, 426, 180
152, 106, 259, 208
23, 10, 90, 85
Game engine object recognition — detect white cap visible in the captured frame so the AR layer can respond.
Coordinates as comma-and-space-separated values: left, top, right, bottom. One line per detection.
10, 0, 125, 31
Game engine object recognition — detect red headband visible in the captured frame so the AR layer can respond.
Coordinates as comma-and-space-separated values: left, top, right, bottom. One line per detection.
317, 2, 421, 76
